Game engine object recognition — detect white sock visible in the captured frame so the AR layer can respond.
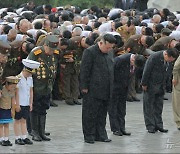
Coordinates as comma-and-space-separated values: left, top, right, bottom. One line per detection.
22, 135, 27, 139
0, 137, 4, 141
4, 137, 8, 141
15, 136, 20, 140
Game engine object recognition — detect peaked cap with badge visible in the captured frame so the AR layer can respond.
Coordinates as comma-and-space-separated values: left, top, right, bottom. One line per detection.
44, 35, 59, 49
22, 59, 40, 73
5, 76, 20, 84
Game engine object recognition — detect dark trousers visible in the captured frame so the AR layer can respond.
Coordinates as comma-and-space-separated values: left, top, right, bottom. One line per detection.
109, 88, 128, 132
143, 85, 164, 130
82, 94, 109, 141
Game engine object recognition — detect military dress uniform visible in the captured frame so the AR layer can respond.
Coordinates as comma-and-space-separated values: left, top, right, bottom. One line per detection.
116, 25, 136, 43
27, 35, 59, 141
0, 41, 11, 90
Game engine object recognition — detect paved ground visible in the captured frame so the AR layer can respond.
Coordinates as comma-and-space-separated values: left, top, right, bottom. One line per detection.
1, 92, 180, 153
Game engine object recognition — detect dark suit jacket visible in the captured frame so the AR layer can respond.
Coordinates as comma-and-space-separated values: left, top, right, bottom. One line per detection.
135, 0, 149, 12
141, 51, 168, 88
80, 44, 114, 100
113, 53, 132, 95
114, 0, 136, 10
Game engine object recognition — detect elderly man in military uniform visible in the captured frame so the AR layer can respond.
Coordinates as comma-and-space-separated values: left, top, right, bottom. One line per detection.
0, 41, 11, 94
27, 35, 59, 141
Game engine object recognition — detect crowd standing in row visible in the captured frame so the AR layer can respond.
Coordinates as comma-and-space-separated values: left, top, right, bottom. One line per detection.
0, 0, 180, 145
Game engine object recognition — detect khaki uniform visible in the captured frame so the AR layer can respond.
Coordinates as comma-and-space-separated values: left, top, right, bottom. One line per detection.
61, 37, 84, 104
150, 36, 174, 51
116, 25, 136, 43
172, 56, 180, 128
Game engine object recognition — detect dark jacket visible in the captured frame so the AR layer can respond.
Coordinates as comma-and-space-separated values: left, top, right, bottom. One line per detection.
135, 0, 149, 12
80, 44, 114, 100
141, 51, 168, 87
113, 53, 132, 94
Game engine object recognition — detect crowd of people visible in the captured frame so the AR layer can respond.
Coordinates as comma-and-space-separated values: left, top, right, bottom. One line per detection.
0, 0, 180, 146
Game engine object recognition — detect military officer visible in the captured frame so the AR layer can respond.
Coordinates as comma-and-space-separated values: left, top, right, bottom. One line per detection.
0, 41, 11, 93
27, 35, 59, 142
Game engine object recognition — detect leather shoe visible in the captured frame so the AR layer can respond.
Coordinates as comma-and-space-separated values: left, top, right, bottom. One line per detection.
148, 129, 156, 133
127, 97, 134, 102
178, 128, 180, 131
50, 101, 58, 107
132, 97, 140, 102
157, 127, 168, 133
163, 97, 168, 100
95, 138, 112, 142
84, 140, 94, 144
1, 140, 12, 146
66, 101, 75, 105
74, 100, 82, 105
121, 130, 131, 136
15, 138, 25, 145
113, 131, 123, 136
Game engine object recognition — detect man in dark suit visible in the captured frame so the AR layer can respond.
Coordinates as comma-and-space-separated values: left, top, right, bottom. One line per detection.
80, 34, 116, 144
141, 48, 179, 133
135, 0, 149, 12
109, 53, 146, 136
114, 0, 136, 10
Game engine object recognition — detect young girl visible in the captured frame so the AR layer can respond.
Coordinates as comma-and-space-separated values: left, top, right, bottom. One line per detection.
14, 59, 40, 145
0, 76, 20, 146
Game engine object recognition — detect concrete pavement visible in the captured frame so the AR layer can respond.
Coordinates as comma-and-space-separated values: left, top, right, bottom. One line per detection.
1, 93, 180, 153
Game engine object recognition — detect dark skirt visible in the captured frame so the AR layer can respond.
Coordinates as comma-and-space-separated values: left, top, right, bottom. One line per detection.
0, 108, 13, 124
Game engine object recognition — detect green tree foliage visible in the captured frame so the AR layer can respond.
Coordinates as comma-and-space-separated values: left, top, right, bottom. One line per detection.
0, 0, 114, 9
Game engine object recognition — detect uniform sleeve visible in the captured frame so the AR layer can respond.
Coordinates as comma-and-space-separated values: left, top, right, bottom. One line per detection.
173, 56, 180, 81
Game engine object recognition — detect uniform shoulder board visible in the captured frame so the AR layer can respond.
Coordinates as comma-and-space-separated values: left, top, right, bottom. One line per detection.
34, 49, 42, 56
54, 50, 59, 54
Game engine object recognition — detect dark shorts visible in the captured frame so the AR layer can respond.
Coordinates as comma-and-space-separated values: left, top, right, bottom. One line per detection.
0, 108, 13, 124
15, 106, 30, 120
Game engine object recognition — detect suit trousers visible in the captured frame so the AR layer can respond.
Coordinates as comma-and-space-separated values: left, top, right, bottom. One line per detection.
109, 88, 128, 132
82, 94, 109, 141
143, 84, 164, 130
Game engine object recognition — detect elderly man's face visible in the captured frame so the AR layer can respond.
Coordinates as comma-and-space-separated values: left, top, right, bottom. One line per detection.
44, 45, 55, 55
0, 53, 8, 63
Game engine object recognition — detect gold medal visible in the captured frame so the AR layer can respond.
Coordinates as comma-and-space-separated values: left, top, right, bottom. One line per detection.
52, 57, 55, 61
37, 68, 41, 71
42, 71, 46, 75
37, 76, 41, 79
42, 67, 45, 71
42, 75, 46, 78
37, 72, 41, 75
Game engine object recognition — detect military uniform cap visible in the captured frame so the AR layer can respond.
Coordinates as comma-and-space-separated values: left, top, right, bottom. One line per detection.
44, 35, 59, 49
161, 28, 172, 34
22, 59, 40, 73
6, 76, 20, 84
0, 40, 11, 55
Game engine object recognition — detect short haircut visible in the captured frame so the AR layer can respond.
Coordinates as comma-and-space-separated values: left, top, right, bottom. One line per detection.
135, 54, 146, 68
145, 36, 154, 48
101, 33, 116, 44
166, 48, 179, 59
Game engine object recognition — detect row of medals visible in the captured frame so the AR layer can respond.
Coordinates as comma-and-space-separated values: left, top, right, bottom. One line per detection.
36, 60, 56, 79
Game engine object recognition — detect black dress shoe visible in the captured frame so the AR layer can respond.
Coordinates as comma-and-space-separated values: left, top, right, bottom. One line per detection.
66, 101, 75, 105
74, 100, 82, 105
126, 97, 134, 102
95, 138, 112, 142
148, 129, 156, 133
157, 127, 168, 133
121, 130, 131, 136
84, 140, 95, 144
50, 101, 58, 107
2, 140, 13, 146
113, 131, 123, 136
45, 132, 50, 136
23, 138, 33, 145
132, 97, 140, 102
15, 138, 25, 145
163, 97, 168, 100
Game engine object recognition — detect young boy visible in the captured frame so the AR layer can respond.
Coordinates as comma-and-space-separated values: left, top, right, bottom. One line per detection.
14, 59, 40, 145
0, 76, 20, 146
